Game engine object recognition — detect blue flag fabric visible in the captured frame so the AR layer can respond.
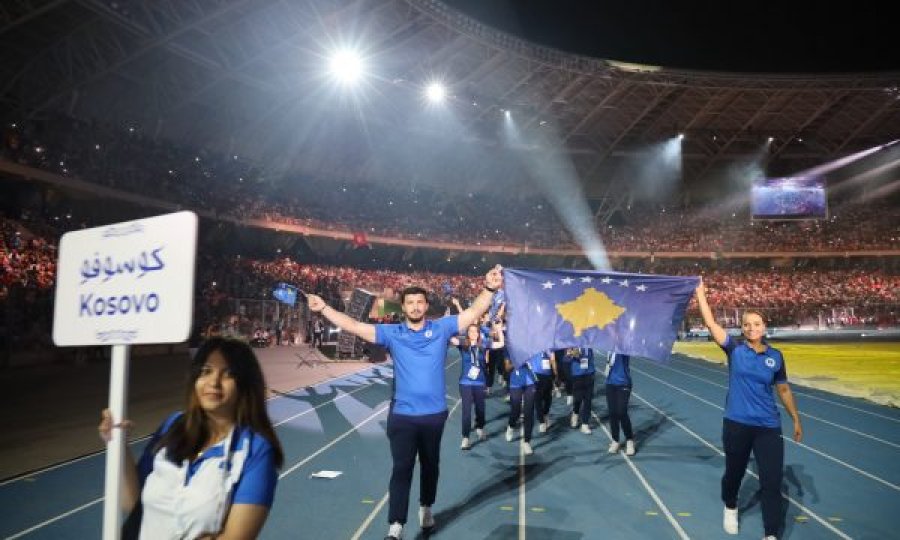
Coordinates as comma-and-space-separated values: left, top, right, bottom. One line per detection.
503, 268, 699, 367
272, 283, 298, 306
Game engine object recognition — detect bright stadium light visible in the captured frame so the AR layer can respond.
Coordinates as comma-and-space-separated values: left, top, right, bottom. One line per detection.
329, 49, 363, 83
425, 82, 446, 103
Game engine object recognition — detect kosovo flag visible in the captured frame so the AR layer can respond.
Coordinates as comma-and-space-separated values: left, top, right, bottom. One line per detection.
504, 268, 698, 367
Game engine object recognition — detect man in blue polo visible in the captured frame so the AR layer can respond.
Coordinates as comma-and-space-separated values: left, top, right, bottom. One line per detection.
307, 265, 503, 540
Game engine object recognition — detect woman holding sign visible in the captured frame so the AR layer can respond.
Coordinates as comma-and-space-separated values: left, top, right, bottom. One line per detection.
695, 279, 802, 540
98, 337, 284, 539
450, 324, 489, 450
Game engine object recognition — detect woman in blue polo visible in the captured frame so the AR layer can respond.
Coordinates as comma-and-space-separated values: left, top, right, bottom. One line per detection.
695, 279, 803, 540
98, 338, 283, 539
504, 354, 538, 455
605, 351, 635, 455
567, 347, 596, 434
451, 324, 489, 450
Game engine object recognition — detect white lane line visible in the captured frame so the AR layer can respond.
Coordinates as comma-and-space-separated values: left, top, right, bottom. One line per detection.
631, 392, 852, 540
279, 359, 461, 480
591, 412, 690, 540
5, 497, 103, 540
633, 366, 900, 493
273, 370, 391, 428
349, 492, 389, 540
0, 435, 150, 488
0, 365, 386, 488
348, 398, 463, 540
3, 364, 399, 537
279, 405, 390, 479
519, 437, 526, 540
648, 361, 900, 449
671, 357, 900, 423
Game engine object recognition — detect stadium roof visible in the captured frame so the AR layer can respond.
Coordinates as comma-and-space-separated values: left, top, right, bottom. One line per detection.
2, 0, 899, 200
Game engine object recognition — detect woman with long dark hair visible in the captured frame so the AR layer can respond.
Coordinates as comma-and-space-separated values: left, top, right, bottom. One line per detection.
98, 337, 284, 539
450, 323, 489, 450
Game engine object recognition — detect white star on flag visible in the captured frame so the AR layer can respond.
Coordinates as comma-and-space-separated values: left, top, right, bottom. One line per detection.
619, 279, 629, 287
561, 277, 574, 285
601, 277, 612, 284
636, 284, 647, 292
580, 276, 593, 283
542, 281, 554, 289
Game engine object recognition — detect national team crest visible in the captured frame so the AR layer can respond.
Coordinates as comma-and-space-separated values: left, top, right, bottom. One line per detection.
765, 357, 776, 368
424, 330, 433, 338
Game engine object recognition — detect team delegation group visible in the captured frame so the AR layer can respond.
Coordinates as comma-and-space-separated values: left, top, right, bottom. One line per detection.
98, 265, 802, 540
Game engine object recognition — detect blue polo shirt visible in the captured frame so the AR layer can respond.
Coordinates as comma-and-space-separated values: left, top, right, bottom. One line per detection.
605, 353, 631, 387
458, 344, 487, 386
721, 336, 787, 428
138, 413, 278, 507
376, 315, 459, 415
509, 363, 536, 388
570, 348, 596, 377
527, 350, 554, 376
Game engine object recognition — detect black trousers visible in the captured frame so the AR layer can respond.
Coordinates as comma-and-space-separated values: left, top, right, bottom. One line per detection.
558, 362, 573, 395
459, 384, 486, 437
534, 373, 554, 422
386, 410, 448, 525
486, 348, 504, 388
722, 418, 784, 537
571, 374, 595, 425
508, 385, 536, 442
605, 384, 633, 441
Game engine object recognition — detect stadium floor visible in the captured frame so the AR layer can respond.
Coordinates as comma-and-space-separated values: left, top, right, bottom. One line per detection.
2, 350, 898, 540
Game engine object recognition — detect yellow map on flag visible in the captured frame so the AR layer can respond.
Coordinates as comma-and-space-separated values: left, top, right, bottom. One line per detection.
556, 288, 626, 337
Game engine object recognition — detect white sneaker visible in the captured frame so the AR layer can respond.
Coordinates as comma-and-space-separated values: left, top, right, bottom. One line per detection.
566, 395, 573, 406
485, 387, 491, 396
723, 507, 739, 535
570, 412, 579, 428
763, 536, 777, 540
553, 387, 561, 398
419, 506, 434, 529
506, 426, 514, 442
580, 424, 592, 434
460, 437, 470, 450
608, 441, 620, 454
503, 394, 510, 402
476, 428, 486, 441
538, 422, 547, 433
386, 522, 403, 539
521, 441, 533, 455
625, 440, 636, 456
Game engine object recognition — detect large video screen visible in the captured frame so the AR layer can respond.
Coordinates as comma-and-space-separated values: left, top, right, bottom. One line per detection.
751, 175, 827, 220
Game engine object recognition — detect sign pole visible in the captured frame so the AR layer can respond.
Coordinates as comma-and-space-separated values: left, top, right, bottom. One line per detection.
102, 344, 130, 540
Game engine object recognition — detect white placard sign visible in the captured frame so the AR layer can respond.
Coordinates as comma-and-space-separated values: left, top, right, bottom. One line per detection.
52, 211, 198, 346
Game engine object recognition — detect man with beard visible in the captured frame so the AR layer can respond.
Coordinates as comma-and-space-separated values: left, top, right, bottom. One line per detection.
305, 264, 503, 540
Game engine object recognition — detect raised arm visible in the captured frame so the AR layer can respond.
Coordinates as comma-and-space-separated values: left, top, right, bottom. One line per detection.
457, 265, 503, 332
307, 294, 377, 343
694, 278, 728, 346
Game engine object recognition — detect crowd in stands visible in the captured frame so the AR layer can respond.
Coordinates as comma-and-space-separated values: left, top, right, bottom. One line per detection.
1, 208, 898, 364
1, 109, 899, 362
0, 218, 56, 299
3, 110, 898, 254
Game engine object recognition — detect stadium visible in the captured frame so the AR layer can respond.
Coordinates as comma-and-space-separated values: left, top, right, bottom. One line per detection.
0, 1, 898, 539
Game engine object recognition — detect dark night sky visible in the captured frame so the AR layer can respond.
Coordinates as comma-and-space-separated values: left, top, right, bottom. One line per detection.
443, 0, 899, 73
